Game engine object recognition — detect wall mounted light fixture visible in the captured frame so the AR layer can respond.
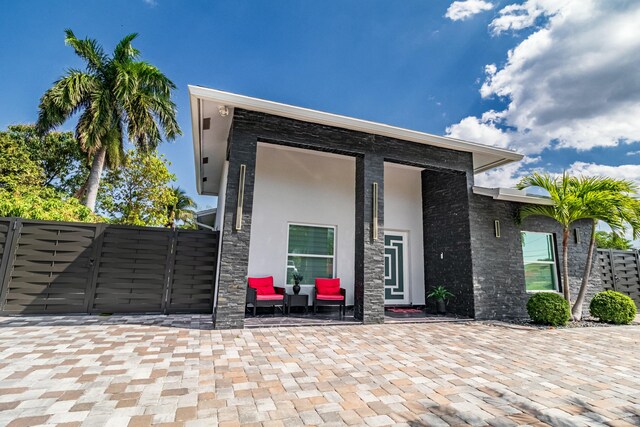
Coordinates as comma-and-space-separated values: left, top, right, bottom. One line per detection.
235, 164, 246, 231
218, 105, 229, 117
574, 227, 580, 244
494, 220, 501, 238
372, 182, 379, 241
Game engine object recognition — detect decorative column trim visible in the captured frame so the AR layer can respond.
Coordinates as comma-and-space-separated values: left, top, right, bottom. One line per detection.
235, 164, 246, 231
372, 182, 379, 242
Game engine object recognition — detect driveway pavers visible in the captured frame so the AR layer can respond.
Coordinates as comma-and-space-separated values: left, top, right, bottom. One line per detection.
0, 315, 639, 426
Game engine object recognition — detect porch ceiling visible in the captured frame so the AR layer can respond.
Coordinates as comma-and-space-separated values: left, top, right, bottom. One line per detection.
189, 85, 523, 196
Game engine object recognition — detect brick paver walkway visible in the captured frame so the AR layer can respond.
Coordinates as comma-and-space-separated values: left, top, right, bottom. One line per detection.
0, 316, 639, 426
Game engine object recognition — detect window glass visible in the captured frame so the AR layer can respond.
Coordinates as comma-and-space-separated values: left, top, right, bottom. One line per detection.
288, 225, 334, 256
521, 231, 558, 292
287, 225, 335, 285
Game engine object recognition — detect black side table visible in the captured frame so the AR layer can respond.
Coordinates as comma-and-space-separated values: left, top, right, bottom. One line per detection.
286, 293, 309, 315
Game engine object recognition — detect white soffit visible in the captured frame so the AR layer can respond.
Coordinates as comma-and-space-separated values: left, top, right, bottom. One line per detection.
473, 186, 554, 205
189, 85, 524, 195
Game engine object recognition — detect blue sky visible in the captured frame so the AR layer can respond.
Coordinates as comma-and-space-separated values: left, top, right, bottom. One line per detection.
1, 0, 639, 209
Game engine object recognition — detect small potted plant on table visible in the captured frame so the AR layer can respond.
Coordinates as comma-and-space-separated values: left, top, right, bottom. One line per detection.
292, 272, 303, 295
427, 286, 455, 315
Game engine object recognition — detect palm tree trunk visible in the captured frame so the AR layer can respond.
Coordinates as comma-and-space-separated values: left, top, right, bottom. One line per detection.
74, 179, 88, 201
562, 227, 571, 304
572, 220, 597, 320
83, 146, 106, 212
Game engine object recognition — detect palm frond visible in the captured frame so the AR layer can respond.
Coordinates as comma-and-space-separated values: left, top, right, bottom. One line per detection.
113, 33, 140, 62
64, 29, 107, 73
36, 71, 97, 134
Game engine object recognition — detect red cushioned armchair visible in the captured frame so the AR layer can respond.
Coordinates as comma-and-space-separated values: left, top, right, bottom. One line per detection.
313, 278, 346, 319
246, 276, 286, 316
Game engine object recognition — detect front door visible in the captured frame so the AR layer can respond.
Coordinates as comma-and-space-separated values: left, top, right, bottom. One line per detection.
384, 232, 409, 305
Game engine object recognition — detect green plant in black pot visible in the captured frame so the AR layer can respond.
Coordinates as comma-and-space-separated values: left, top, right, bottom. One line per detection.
427, 286, 455, 314
292, 272, 303, 295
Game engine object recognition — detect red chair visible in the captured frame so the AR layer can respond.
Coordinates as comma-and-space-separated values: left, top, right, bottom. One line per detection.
313, 278, 346, 318
246, 276, 285, 316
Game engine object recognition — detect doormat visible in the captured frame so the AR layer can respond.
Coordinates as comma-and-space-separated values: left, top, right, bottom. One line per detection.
385, 307, 425, 318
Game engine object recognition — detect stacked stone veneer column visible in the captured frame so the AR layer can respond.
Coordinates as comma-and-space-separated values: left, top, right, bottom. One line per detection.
213, 130, 257, 329
421, 169, 475, 317
354, 154, 385, 323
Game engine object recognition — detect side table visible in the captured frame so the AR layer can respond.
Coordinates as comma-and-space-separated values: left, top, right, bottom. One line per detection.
285, 293, 309, 315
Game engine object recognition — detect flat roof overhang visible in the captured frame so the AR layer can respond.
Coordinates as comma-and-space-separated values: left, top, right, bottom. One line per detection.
189, 85, 524, 195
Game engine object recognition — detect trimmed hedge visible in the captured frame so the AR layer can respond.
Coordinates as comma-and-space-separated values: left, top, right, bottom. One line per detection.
589, 290, 637, 325
526, 293, 571, 326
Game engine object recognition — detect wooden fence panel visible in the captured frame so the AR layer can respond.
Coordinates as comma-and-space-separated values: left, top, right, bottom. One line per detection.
167, 230, 219, 313
596, 249, 640, 307
596, 250, 615, 291
1, 220, 97, 314
0, 218, 218, 315
91, 226, 172, 313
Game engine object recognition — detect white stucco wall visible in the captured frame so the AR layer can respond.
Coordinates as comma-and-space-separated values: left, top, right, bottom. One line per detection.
248, 143, 356, 304
384, 163, 425, 305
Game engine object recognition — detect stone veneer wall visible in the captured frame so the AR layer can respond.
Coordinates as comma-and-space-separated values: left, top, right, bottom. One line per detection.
422, 169, 475, 317
469, 193, 604, 320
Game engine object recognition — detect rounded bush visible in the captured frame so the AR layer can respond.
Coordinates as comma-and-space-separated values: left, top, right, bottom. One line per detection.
526, 293, 571, 326
589, 290, 637, 325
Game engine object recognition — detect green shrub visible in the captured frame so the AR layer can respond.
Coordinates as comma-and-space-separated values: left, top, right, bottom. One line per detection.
526, 293, 571, 326
589, 290, 637, 325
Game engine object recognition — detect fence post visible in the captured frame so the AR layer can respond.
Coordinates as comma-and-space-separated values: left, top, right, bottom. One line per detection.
161, 228, 178, 314
0, 218, 22, 312
84, 223, 106, 313
609, 249, 618, 292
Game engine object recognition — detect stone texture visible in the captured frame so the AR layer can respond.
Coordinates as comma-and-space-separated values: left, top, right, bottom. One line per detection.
422, 169, 475, 317
354, 154, 385, 324
214, 129, 258, 329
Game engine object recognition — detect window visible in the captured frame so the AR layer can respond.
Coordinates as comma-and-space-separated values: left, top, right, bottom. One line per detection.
286, 224, 335, 285
521, 231, 559, 292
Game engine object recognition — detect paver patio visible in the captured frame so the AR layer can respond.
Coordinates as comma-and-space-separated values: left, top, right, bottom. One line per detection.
0, 315, 639, 427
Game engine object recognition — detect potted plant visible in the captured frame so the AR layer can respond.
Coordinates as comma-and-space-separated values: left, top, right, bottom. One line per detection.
427, 286, 455, 315
292, 272, 304, 295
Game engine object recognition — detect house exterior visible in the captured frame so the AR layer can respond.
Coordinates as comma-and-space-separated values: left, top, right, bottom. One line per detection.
189, 86, 602, 329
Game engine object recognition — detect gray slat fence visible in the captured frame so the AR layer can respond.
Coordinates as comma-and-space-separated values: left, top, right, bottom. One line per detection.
0, 217, 219, 315
596, 248, 640, 307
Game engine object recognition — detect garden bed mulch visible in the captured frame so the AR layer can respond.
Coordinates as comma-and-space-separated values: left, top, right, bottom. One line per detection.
483, 318, 639, 330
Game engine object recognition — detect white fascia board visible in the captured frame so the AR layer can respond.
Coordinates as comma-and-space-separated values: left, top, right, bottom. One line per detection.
189, 94, 202, 194
473, 186, 554, 205
188, 85, 523, 173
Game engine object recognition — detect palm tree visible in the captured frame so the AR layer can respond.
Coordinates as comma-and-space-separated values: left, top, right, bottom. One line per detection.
518, 172, 585, 304
517, 173, 640, 319
571, 178, 640, 319
37, 29, 181, 211
166, 187, 197, 228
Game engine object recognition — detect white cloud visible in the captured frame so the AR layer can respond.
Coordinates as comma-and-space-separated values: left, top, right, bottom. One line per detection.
489, 0, 560, 35
445, 0, 494, 21
567, 162, 640, 186
446, 1, 640, 156
143, 0, 157, 6
626, 150, 640, 156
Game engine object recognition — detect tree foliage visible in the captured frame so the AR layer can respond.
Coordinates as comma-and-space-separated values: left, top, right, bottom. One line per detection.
36, 29, 181, 211
4, 124, 89, 195
0, 129, 95, 222
98, 150, 177, 226
166, 187, 197, 228
595, 231, 633, 250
